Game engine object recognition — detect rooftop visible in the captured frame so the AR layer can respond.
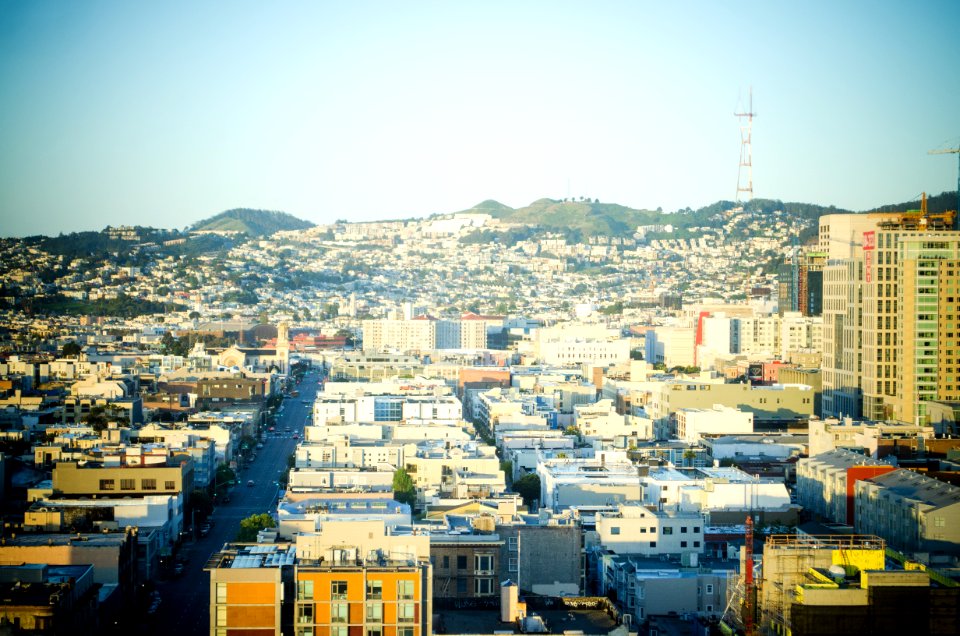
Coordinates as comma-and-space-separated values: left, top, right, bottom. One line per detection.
437, 606, 619, 636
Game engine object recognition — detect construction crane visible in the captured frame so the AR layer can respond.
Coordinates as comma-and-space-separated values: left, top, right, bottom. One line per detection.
929, 144, 960, 231
743, 515, 758, 636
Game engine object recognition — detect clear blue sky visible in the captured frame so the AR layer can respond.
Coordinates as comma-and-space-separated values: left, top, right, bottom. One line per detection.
1, 0, 959, 236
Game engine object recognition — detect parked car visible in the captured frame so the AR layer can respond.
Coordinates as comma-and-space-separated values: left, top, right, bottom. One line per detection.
247, 479, 255, 487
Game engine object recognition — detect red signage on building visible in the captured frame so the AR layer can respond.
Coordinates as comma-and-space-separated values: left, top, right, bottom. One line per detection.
863, 231, 875, 283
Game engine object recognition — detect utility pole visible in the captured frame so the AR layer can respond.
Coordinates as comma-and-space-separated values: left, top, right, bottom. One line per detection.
735, 88, 757, 203
928, 145, 960, 230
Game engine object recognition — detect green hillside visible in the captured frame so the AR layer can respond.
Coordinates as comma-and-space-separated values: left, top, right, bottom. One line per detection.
460, 198, 659, 240
190, 208, 314, 236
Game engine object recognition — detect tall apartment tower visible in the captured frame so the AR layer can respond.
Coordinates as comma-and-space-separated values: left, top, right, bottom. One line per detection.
819, 207, 959, 424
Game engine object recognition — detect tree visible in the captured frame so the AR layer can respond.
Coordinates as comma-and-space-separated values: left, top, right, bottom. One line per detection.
512, 473, 541, 508
83, 406, 109, 433
237, 513, 275, 541
215, 463, 236, 493
392, 468, 417, 507
62, 341, 83, 358
191, 489, 214, 521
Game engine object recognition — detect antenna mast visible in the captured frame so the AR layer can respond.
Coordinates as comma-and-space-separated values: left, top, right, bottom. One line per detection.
735, 89, 756, 203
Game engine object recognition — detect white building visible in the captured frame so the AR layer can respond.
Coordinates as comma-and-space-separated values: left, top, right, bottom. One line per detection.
537, 451, 641, 511
595, 503, 706, 556
676, 405, 754, 444
644, 326, 696, 368
574, 399, 654, 443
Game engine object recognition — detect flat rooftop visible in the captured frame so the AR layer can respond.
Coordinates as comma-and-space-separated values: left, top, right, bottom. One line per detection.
437, 607, 618, 635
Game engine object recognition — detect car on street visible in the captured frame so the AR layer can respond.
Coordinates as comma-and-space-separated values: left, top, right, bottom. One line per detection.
247, 479, 255, 487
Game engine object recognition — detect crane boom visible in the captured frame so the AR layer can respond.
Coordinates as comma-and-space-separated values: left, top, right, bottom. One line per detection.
929, 146, 960, 230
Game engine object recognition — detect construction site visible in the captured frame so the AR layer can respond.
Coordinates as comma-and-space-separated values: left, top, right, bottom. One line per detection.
722, 530, 960, 635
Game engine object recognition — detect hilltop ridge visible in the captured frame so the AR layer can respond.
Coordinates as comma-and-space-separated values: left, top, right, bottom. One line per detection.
190, 208, 314, 236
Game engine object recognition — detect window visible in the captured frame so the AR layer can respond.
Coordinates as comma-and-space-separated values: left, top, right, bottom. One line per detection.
298, 580, 314, 600
456, 555, 467, 570
165, 480, 175, 490
398, 580, 414, 600
398, 603, 415, 623
508, 537, 518, 550
649, 542, 656, 548
442, 556, 450, 569
99, 479, 115, 490
366, 629, 382, 636
331, 603, 348, 623
216, 583, 227, 604
610, 527, 621, 535
705, 584, 714, 594
680, 541, 688, 548
331, 581, 348, 600
298, 605, 314, 624
216, 606, 227, 626
475, 554, 493, 573
120, 479, 135, 490
662, 527, 673, 535
456, 579, 467, 595
398, 628, 414, 636
298, 629, 314, 636
694, 541, 701, 548
693, 526, 701, 533
706, 605, 713, 612
366, 602, 382, 623
366, 580, 382, 599
331, 627, 347, 636
142, 479, 157, 490
476, 578, 493, 595
680, 526, 687, 533
509, 557, 518, 572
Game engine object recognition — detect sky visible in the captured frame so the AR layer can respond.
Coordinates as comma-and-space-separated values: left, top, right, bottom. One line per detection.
1, 0, 959, 236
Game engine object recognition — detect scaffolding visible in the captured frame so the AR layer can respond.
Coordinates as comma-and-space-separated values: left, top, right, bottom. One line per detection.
759, 535, 885, 636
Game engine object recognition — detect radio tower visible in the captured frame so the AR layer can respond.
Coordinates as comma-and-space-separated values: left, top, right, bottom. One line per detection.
735, 88, 756, 202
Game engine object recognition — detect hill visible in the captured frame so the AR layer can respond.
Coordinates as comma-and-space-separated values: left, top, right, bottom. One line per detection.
459, 198, 660, 241
867, 190, 957, 215
190, 208, 314, 237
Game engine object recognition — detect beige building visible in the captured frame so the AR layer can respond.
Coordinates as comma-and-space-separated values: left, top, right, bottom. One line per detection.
52, 458, 193, 516
820, 210, 960, 424
642, 381, 815, 439
855, 468, 960, 557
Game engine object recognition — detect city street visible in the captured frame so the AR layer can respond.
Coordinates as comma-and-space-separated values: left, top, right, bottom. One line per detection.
142, 370, 321, 636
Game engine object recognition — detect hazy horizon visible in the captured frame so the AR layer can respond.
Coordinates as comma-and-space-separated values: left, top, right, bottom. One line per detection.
2, 0, 959, 237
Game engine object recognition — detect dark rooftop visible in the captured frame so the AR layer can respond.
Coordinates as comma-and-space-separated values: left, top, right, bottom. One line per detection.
437, 607, 619, 635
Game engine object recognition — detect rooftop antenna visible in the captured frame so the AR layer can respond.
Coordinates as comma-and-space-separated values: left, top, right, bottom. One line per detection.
735, 88, 756, 203
929, 142, 960, 231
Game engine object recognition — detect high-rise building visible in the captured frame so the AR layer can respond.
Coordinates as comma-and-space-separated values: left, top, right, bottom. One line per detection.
819, 207, 959, 423
862, 226, 960, 423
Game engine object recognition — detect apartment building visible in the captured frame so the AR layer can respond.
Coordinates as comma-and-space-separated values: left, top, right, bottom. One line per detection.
429, 529, 503, 600
206, 524, 432, 636
795, 448, 895, 525
595, 503, 706, 557
807, 416, 934, 457
820, 211, 960, 424
855, 468, 960, 556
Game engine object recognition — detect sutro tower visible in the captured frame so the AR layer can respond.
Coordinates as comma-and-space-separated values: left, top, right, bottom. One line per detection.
735, 88, 756, 202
